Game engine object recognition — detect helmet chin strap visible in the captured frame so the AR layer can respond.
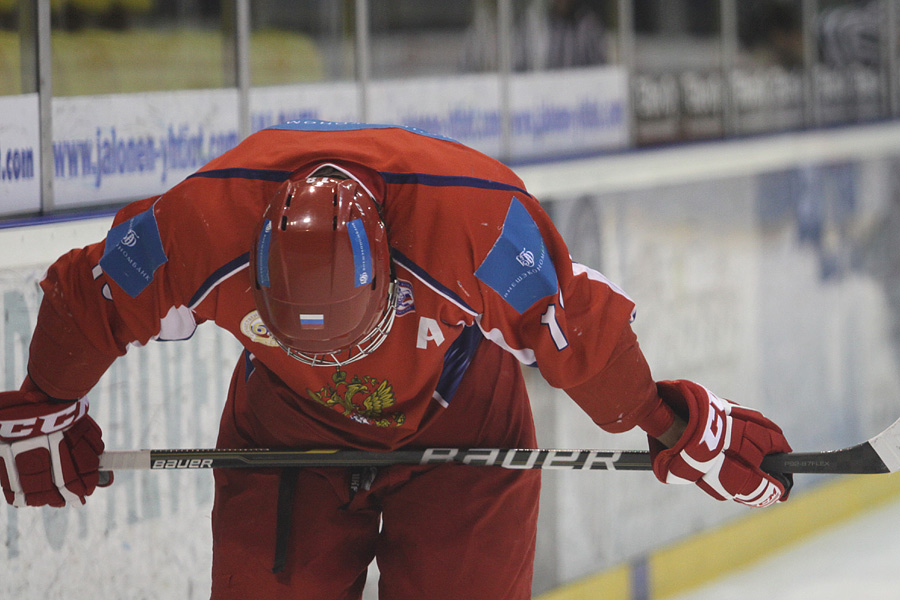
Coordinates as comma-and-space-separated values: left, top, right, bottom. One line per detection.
276, 281, 399, 368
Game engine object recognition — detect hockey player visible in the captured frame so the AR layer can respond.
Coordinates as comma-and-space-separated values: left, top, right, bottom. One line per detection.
0, 120, 792, 600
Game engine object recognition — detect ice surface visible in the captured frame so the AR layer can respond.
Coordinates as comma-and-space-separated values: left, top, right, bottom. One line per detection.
668, 497, 900, 600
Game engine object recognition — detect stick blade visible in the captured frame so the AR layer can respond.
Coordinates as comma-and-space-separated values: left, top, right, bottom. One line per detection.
763, 443, 889, 474
867, 415, 900, 473
762, 416, 900, 474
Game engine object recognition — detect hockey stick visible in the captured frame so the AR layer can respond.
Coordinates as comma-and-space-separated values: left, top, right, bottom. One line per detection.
98, 414, 900, 475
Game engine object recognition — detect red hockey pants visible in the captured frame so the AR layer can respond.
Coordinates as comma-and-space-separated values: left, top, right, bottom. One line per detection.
209, 341, 541, 600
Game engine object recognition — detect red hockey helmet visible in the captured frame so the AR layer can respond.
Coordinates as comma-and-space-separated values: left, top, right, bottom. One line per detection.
250, 165, 396, 366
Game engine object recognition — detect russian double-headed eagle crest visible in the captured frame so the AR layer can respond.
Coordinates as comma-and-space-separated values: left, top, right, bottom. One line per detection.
307, 369, 405, 428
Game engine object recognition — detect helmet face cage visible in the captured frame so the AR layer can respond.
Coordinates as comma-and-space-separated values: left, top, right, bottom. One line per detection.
275, 280, 398, 367
250, 168, 396, 367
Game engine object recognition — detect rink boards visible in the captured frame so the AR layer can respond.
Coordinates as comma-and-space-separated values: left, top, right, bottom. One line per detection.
3, 122, 900, 598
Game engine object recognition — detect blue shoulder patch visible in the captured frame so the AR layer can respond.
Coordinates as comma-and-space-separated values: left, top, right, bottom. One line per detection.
99, 205, 168, 298
475, 198, 558, 314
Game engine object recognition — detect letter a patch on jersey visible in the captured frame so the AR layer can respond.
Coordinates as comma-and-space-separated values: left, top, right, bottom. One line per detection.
475, 198, 557, 313
99, 205, 168, 298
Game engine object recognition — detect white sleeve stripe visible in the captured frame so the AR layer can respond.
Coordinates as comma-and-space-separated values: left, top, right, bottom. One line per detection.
475, 316, 537, 366
571, 262, 636, 321
571, 261, 633, 302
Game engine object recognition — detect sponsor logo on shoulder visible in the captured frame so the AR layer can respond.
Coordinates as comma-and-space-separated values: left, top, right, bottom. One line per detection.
121, 228, 139, 247
516, 248, 535, 268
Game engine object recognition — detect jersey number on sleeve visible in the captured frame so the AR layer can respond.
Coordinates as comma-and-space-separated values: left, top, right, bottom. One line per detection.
540, 304, 568, 351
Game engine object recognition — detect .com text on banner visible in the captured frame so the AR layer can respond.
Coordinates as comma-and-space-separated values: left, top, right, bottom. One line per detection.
0, 94, 41, 217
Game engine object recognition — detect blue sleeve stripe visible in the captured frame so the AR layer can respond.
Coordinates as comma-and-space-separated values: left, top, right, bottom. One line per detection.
189, 168, 293, 182
433, 325, 483, 407
390, 249, 477, 316
243, 349, 257, 382
189, 252, 251, 308
380, 171, 528, 195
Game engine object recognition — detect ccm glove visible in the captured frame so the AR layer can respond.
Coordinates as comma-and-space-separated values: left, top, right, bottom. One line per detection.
648, 380, 792, 508
0, 380, 107, 507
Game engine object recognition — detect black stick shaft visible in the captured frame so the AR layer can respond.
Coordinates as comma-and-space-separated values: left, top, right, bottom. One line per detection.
98, 442, 893, 475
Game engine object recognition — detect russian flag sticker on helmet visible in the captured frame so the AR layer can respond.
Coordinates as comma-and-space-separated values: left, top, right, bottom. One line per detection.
300, 313, 325, 330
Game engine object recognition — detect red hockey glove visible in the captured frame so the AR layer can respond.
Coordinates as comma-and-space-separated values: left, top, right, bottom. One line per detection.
648, 380, 792, 508
0, 381, 107, 507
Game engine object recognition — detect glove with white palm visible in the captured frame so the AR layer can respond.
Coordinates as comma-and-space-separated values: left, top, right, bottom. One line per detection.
648, 380, 793, 508
0, 378, 108, 507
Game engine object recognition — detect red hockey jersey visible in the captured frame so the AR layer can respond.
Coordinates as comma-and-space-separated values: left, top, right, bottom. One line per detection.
27, 121, 663, 449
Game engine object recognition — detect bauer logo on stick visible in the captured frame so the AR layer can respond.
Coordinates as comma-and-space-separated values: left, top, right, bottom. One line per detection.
152, 459, 214, 469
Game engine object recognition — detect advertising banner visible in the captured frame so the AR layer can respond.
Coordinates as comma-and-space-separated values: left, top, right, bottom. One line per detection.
507, 66, 629, 159
249, 81, 360, 133
368, 73, 504, 157
0, 94, 41, 217
369, 66, 629, 159
51, 89, 241, 208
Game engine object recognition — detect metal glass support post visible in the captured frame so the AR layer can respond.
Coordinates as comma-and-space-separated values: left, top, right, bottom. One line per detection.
801, 0, 819, 127
19, 0, 36, 93
885, 0, 899, 118
617, 0, 636, 147
224, 0, 251, 140
497, 0, 512, 161
24, 0, 54, 212
235, 0, 251, 139
720, 0, 737, 136
355, 0, 370, 123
